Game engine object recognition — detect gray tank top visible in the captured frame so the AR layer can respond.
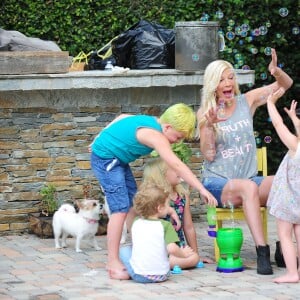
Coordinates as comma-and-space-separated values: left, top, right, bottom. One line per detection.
203, 94, 257, 179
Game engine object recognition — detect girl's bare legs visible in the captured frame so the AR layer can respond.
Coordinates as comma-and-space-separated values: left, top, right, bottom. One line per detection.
295, 224, 300, 276
274, 219, 299, 283
106, 212, 130, 279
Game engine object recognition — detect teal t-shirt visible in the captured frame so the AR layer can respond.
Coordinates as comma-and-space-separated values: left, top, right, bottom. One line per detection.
91, 115, 162, 163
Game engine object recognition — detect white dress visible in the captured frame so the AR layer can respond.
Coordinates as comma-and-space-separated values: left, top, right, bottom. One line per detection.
267, 141, 300, 224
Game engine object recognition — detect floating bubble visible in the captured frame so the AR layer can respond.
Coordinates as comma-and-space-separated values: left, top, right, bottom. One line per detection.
239, 40, 244, 45
245, 36, 253, 42
228, 19, 235, 26
292, 26, 299, 35
242, 65, 250, 70
266, 21, 271, 27
279, 7, 289, 17
278, 63, 284, 68
264, 47, 272, 55
250, 47, 258, 54
241, 23, 250, 31
276, 33, 282, 39
240, 30, 248, 37
247, 83, 254, 88
254, 131, 259, 138
234, 53, 242, 60
227, 26, 233, 32
252, 28, 260, 36
235, 26, 242, 35
233, 64, 239, 69
215, 10, 224, 19
259, 26, 268, 35
226, 31, 235, 40
260, 72, 268, 80
237, 59, 244, 66
264, 136, 272, 143
200, 14, 209, 24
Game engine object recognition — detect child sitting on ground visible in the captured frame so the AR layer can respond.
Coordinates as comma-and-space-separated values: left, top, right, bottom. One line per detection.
119, 182, 199, 283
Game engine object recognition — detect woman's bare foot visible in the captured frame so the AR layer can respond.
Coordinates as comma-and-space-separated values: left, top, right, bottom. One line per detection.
273, 272, 300, 283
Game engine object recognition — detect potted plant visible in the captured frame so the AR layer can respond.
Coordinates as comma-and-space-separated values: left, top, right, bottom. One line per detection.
29, 184, 59, 238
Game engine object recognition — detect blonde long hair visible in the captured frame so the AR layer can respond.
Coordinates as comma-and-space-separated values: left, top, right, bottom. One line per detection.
142, 158, 188, 197
198, 60, 240, 128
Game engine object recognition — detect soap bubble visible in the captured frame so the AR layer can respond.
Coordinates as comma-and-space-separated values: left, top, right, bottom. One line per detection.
235, 26, 242, 35
250, 47, 258, 54
259, 26, 268, 35
254, 131, 259, 138
276, 33, 282, 39
252, 28, 260, 36
240, 30, 248, 37
226, 31, 235, 40
266, 21, 271, 27
279, 7, 289, 17
260, 73, 268, 80
200, 13, 209, 23
215, 10, 224, 19
264, 136, 272, 143
241, 23, 250, 31
242, 65, 250, 70
264, 47, 272, 56
228, 19, 235, 26
292, 26, 299, 35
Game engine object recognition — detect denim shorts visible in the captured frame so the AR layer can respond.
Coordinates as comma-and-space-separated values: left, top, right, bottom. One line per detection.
90, 152, 137, 214
202, 176, 264, 207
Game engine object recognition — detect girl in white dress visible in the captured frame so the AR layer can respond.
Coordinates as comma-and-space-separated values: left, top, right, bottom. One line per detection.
267, 88, 300, 283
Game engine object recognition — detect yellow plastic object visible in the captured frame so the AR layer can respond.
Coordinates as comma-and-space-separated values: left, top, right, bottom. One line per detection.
213, 147, 268, 261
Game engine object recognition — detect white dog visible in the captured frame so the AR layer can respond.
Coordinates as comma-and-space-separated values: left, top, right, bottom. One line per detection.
53, 200, 103, 252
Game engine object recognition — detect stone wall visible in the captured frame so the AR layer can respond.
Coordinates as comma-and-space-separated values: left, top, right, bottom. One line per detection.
0, 87, 204, 235
0, 69, 254, 235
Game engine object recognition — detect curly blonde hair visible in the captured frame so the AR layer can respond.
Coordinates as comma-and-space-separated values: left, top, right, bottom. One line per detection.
134, 182, 169, 218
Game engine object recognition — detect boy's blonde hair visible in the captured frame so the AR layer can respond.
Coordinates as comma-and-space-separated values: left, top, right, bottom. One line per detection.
160, 103, 196, 140
134, 182, 169, 218
143, 158, 188, 197
198, 60, 240, 128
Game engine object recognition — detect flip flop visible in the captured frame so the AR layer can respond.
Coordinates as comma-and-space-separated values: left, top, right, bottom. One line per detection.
108, 268, 130, 280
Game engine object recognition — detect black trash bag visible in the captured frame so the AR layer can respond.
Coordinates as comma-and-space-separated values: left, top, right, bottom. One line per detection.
84, 42, 117, 71
112, 20, 175, 69
84, 50, 116, 71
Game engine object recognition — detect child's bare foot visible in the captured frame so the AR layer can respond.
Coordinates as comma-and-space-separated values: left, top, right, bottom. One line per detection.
202, 257, 214, 264
273, 273, 300, 283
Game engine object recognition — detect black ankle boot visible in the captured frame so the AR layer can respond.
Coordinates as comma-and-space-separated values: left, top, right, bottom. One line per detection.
256, 245, 273, 275
275, 241, 286, 268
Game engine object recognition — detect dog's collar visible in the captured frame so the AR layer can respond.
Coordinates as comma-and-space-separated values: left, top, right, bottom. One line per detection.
83, 217, 99, 224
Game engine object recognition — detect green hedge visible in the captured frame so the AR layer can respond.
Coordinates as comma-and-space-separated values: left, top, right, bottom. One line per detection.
1, 0, 299, 173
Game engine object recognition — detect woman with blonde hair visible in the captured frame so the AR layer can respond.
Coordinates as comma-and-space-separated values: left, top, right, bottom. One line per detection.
197, 48, 293, 275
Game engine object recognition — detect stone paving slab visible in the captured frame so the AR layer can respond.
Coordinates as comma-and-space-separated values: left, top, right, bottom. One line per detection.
1, 215, 300, 300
